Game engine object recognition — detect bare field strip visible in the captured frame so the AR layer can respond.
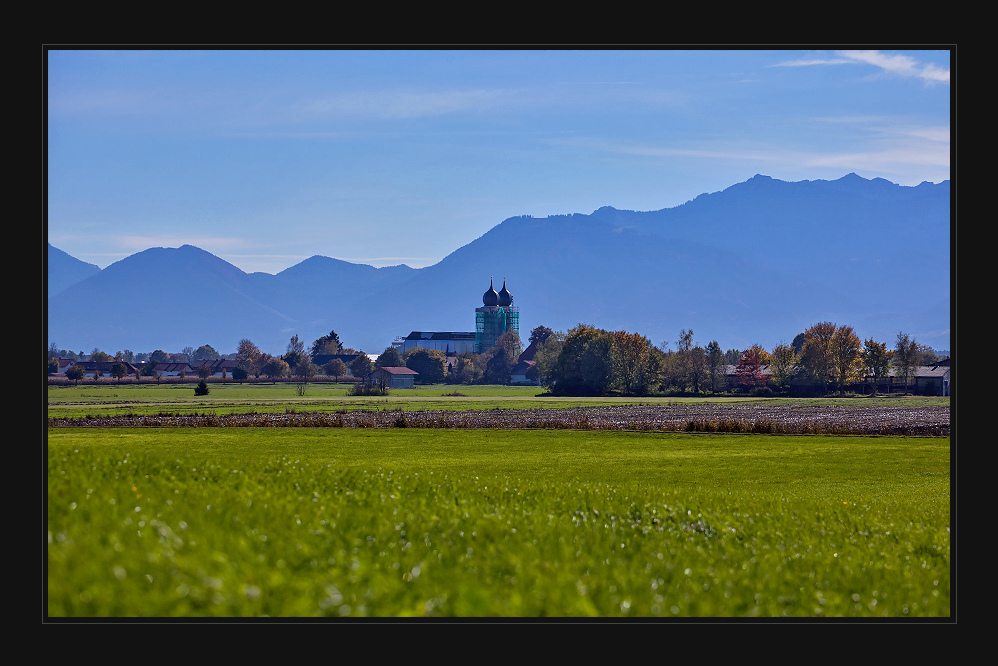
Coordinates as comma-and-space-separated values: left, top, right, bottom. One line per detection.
49, 403, 950, 436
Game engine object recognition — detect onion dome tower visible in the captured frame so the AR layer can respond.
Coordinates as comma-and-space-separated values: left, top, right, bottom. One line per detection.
475, 277, 519, 354
483, 278, 499, 306
497, 279, 513, 307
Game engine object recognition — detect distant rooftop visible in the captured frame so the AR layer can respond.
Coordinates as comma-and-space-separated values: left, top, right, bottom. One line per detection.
405, 331, 476, 341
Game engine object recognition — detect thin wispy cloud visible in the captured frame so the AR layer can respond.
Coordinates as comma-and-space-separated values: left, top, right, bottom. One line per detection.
773, 50, 950, 84
838, 50, 950, 83
803, 145, 950, 171
772, 58, 852, 67
550, 130, 949, 181
903, 127, 950, 143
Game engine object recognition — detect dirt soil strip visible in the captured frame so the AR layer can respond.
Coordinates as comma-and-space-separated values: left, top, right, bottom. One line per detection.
49, 404, 950, 436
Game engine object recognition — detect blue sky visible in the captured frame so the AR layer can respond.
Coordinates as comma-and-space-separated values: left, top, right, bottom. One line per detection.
47, 49, 951, 274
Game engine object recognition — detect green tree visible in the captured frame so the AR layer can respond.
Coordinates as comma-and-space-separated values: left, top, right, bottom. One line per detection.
284, 335, 306, 369
149, 350, 170, 364
706, 340, 726, 393
310, 330, 342, 358
551, 325, 662, 396
294, 359, 317, 397
791, 333, 807, 356
66, 364, 85, 385
672, 329, 709, 393
484, 330, 522, 385
550, 325, 616, 396
251, 354, 271, 379
231, 365, 249, 383
893, 332, 919, 394
261, 357, 290, 382
197, 363, 212, 380
918, 344, 939, 366
769, 342, 798, 393
799, 322, 837, 394
237, 339, 262, 364
192, 344, 221, 362
657, 348, 682, 392
674, 329, 694, 392
531, 332, 565, 386
861, 338, 893, 394
90, 349, 112, 363
404, 348, 446, 384
612, 330, 659, 395
194, 380, 210, 396
375, 346, 405, 368
453, 352, 484, 385
829, 325, 862, 394
324, 358, 350, 381
110, 362, 127, 384
350, 353, 374, 379
528, 325, 555, 346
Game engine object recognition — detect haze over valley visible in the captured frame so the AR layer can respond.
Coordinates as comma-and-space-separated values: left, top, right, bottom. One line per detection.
48, 172, 950, 357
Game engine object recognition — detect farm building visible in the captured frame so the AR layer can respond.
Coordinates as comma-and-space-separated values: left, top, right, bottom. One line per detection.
368, 366, 418, 389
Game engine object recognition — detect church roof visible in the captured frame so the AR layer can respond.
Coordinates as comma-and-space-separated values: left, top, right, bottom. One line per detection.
483, 278, 499, 306
497, 280, 513, 306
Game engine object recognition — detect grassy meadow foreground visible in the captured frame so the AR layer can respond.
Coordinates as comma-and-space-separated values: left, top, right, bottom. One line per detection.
47, 427, 950, 617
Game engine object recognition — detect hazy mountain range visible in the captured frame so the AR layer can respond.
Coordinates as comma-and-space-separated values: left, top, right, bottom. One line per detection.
47, 173, 951, 356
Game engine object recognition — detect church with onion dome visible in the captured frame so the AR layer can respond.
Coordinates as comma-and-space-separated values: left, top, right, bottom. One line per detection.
476, 277, 519, 352
392, 277, 520, 356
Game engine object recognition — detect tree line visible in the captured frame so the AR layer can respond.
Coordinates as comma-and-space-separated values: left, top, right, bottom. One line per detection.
528, 322, 944, 397
50, 321, 944, 396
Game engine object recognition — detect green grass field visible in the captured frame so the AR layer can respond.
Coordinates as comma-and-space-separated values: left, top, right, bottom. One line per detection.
47, 427, 950, 617
46, 382, 950, 419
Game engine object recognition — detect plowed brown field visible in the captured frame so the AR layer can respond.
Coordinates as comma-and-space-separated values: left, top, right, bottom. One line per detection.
50, 403, 950, 436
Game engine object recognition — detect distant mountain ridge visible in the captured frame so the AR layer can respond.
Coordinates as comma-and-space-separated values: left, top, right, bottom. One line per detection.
48, 243, 101, 298
47, 173, 951, 355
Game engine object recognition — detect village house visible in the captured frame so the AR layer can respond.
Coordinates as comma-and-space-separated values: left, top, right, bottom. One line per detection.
510, 340, 540, 385
188, 359, 241, 376
149, 362, 194, 377
724, 361, 952, 395
67, 359, 140, 376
